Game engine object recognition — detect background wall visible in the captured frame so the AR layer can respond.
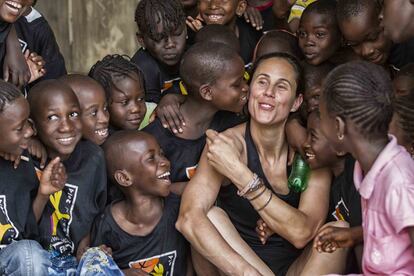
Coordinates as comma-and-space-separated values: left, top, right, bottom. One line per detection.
36, 0, 141, 73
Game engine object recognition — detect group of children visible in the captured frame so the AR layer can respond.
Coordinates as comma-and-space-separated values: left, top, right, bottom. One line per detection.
0, 0, 413, 275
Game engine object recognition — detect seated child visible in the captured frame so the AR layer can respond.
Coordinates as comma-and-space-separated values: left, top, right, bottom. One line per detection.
302, 62, 335, 113
60, 74, 109, 146
302, 111, 362, 273
143, 42, 248, 195
133, 0, 187, 104
337, 0, 414, 70
393, 63, 414, 97
27, 80, 107, 274
15, 1, 67, 82
390, 93, 414, 158
189, 0, 262, 64
297, 0, 341, 66
89, 54, 147, 132
317, 61, 414, 275
0, 80, 66, 275
253, 29, 303, 61
81, 131, 189, 275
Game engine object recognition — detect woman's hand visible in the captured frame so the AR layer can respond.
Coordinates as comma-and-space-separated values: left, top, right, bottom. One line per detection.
256, 218, 274, 245
206, 129, 245, 182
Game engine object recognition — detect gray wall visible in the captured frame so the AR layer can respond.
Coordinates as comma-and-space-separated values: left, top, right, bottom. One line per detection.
36, 0, 141, 73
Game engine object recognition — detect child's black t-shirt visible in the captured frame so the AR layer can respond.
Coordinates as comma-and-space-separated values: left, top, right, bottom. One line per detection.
91, 194, 188, 275
131, 48, 181, 104
143, 111, 246, 183
36, 140, 107, 256
389, 37, 414, 70
236, 17, 263, 65
0, 22, 12, 76
328, 155, 362, 227
15, 7, 67, 82
0, 152, 38, 247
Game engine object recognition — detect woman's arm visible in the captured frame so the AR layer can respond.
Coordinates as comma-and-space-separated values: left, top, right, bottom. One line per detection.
176, 133, 261, 276
206, 131, 331, 249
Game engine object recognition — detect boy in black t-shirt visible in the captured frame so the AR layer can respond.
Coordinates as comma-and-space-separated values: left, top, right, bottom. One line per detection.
78, 131, 190, 276
144, 42, 248, 195
0, 80, 67, 275
27, 80, 107, 274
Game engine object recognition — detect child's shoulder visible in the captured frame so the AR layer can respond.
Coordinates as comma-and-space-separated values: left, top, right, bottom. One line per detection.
131, 48, 160, 73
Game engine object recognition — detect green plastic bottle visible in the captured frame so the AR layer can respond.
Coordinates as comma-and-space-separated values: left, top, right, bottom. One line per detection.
288, 154, 310, 193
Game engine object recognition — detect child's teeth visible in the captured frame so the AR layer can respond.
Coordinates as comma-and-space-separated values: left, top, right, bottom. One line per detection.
95, 129, 108, 137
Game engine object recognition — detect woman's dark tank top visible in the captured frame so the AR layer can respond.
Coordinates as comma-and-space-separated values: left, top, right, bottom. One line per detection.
217, 122, 302, 275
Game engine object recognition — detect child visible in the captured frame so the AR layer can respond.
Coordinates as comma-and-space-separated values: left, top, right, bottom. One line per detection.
0, 80, 67, 275
27, 80, 107, 274
60, 74, 109, 146
336, 0, 414, 70
393, 63, 414, 97
288, 0, 317, 32
133, 0, 187, 104
302, 62, 334, 113
297, 0, 341, 66
189, 0, 262, 64
181, 0, 198, 18
253, 30, 303, 61
317, 61, 414, 274
389, 93, 414, 158
82, 131, 189, 275
143, 42, 248, 195
15, 1, 67, 82
89, 54, 147, 132
382, 0, 414, 43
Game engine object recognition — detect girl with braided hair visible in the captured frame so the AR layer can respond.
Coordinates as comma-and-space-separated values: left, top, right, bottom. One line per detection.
316, 61, 414, 275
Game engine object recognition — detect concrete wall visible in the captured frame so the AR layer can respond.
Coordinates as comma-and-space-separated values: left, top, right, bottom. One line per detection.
36, 0, 141, 73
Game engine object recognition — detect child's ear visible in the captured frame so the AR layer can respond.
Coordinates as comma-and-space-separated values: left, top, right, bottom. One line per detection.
236, 0, 248, 17
290, 94, 303, 112
114, 169, 133, 188
335, 116, 346, 141
28, 118, 37, 136
199, 84, 213, 101
136, 32, 145, 49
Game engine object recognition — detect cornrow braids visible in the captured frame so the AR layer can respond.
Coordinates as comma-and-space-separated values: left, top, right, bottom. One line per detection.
135, 0, 186, 42
0, 80, 22, 113
322, 61, 393, 141
88, 54, 145, 100
393, 92, 414, 143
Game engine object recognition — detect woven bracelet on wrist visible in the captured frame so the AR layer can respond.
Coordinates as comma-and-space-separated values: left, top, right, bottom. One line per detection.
256, 190, 273, 212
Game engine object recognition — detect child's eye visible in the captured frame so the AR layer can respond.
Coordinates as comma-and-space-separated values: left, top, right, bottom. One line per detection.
120, 100, 128, 106
48, 114, 59, 121
316, 32, 326, 38
137, 97, 144, 103
103, 105, 108, 112
90, 109, 98, 116
69, 112, 79, 118
297, 30, 306, 38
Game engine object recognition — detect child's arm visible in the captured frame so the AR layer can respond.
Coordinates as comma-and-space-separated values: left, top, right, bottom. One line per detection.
32, 157, 66, 222
4, 25, 31, 87
27, 137, 48, 169
155, 93, 186, 134
314, 225, 363, 253
25, 50, 46, 84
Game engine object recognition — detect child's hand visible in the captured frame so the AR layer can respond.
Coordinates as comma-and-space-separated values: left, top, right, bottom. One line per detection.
186, 15, 204, 32
255, 219, 274, 244
39, 157, 67, 196
0, 152, 21, 169
4, 32, 31, 87
28, 138, 48, 169
243, 6, 263, 31
314, 225, 354, 253
98, 244, 113, 256
155, 94, 186, 134
25, 50, 46, 83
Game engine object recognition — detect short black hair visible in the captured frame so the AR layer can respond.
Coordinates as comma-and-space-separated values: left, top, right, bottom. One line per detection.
336, 0, 382, 23
195, 24, 240, 53
303, 0, 337, 22
303, 62, 335, 91
180, 42, 242, 95
135, 0, 186, 41
322, 61, 393, 141
88, 54, 145, 100
251, 52, 304, 95
393, 92, 414, 144
254, 30, 303, 61
0, 81, 22, 113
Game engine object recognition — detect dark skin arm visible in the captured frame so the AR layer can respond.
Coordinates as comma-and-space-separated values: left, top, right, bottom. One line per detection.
314, 225, 363, 253
152, 94, 186, 134
4, 25, 31, 87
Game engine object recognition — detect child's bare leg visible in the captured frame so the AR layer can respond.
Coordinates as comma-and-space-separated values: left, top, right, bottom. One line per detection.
206, 207, 275, 276
286, 220, 349, 276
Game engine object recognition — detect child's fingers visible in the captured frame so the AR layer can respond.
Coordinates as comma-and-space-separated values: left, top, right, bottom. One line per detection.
13, 155, 21, 169
24, 49, 30, 59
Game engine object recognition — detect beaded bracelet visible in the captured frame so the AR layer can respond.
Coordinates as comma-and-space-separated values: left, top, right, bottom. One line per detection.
256, 190, 273, 212
237, 173, 263, 197
247, 185, 267, 201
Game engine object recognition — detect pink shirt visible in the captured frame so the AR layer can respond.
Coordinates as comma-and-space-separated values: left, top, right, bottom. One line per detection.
354, 135, 414, 275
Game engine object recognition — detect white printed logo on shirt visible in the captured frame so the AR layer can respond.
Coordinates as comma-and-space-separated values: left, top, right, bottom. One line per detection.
0, 195, 19, 247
